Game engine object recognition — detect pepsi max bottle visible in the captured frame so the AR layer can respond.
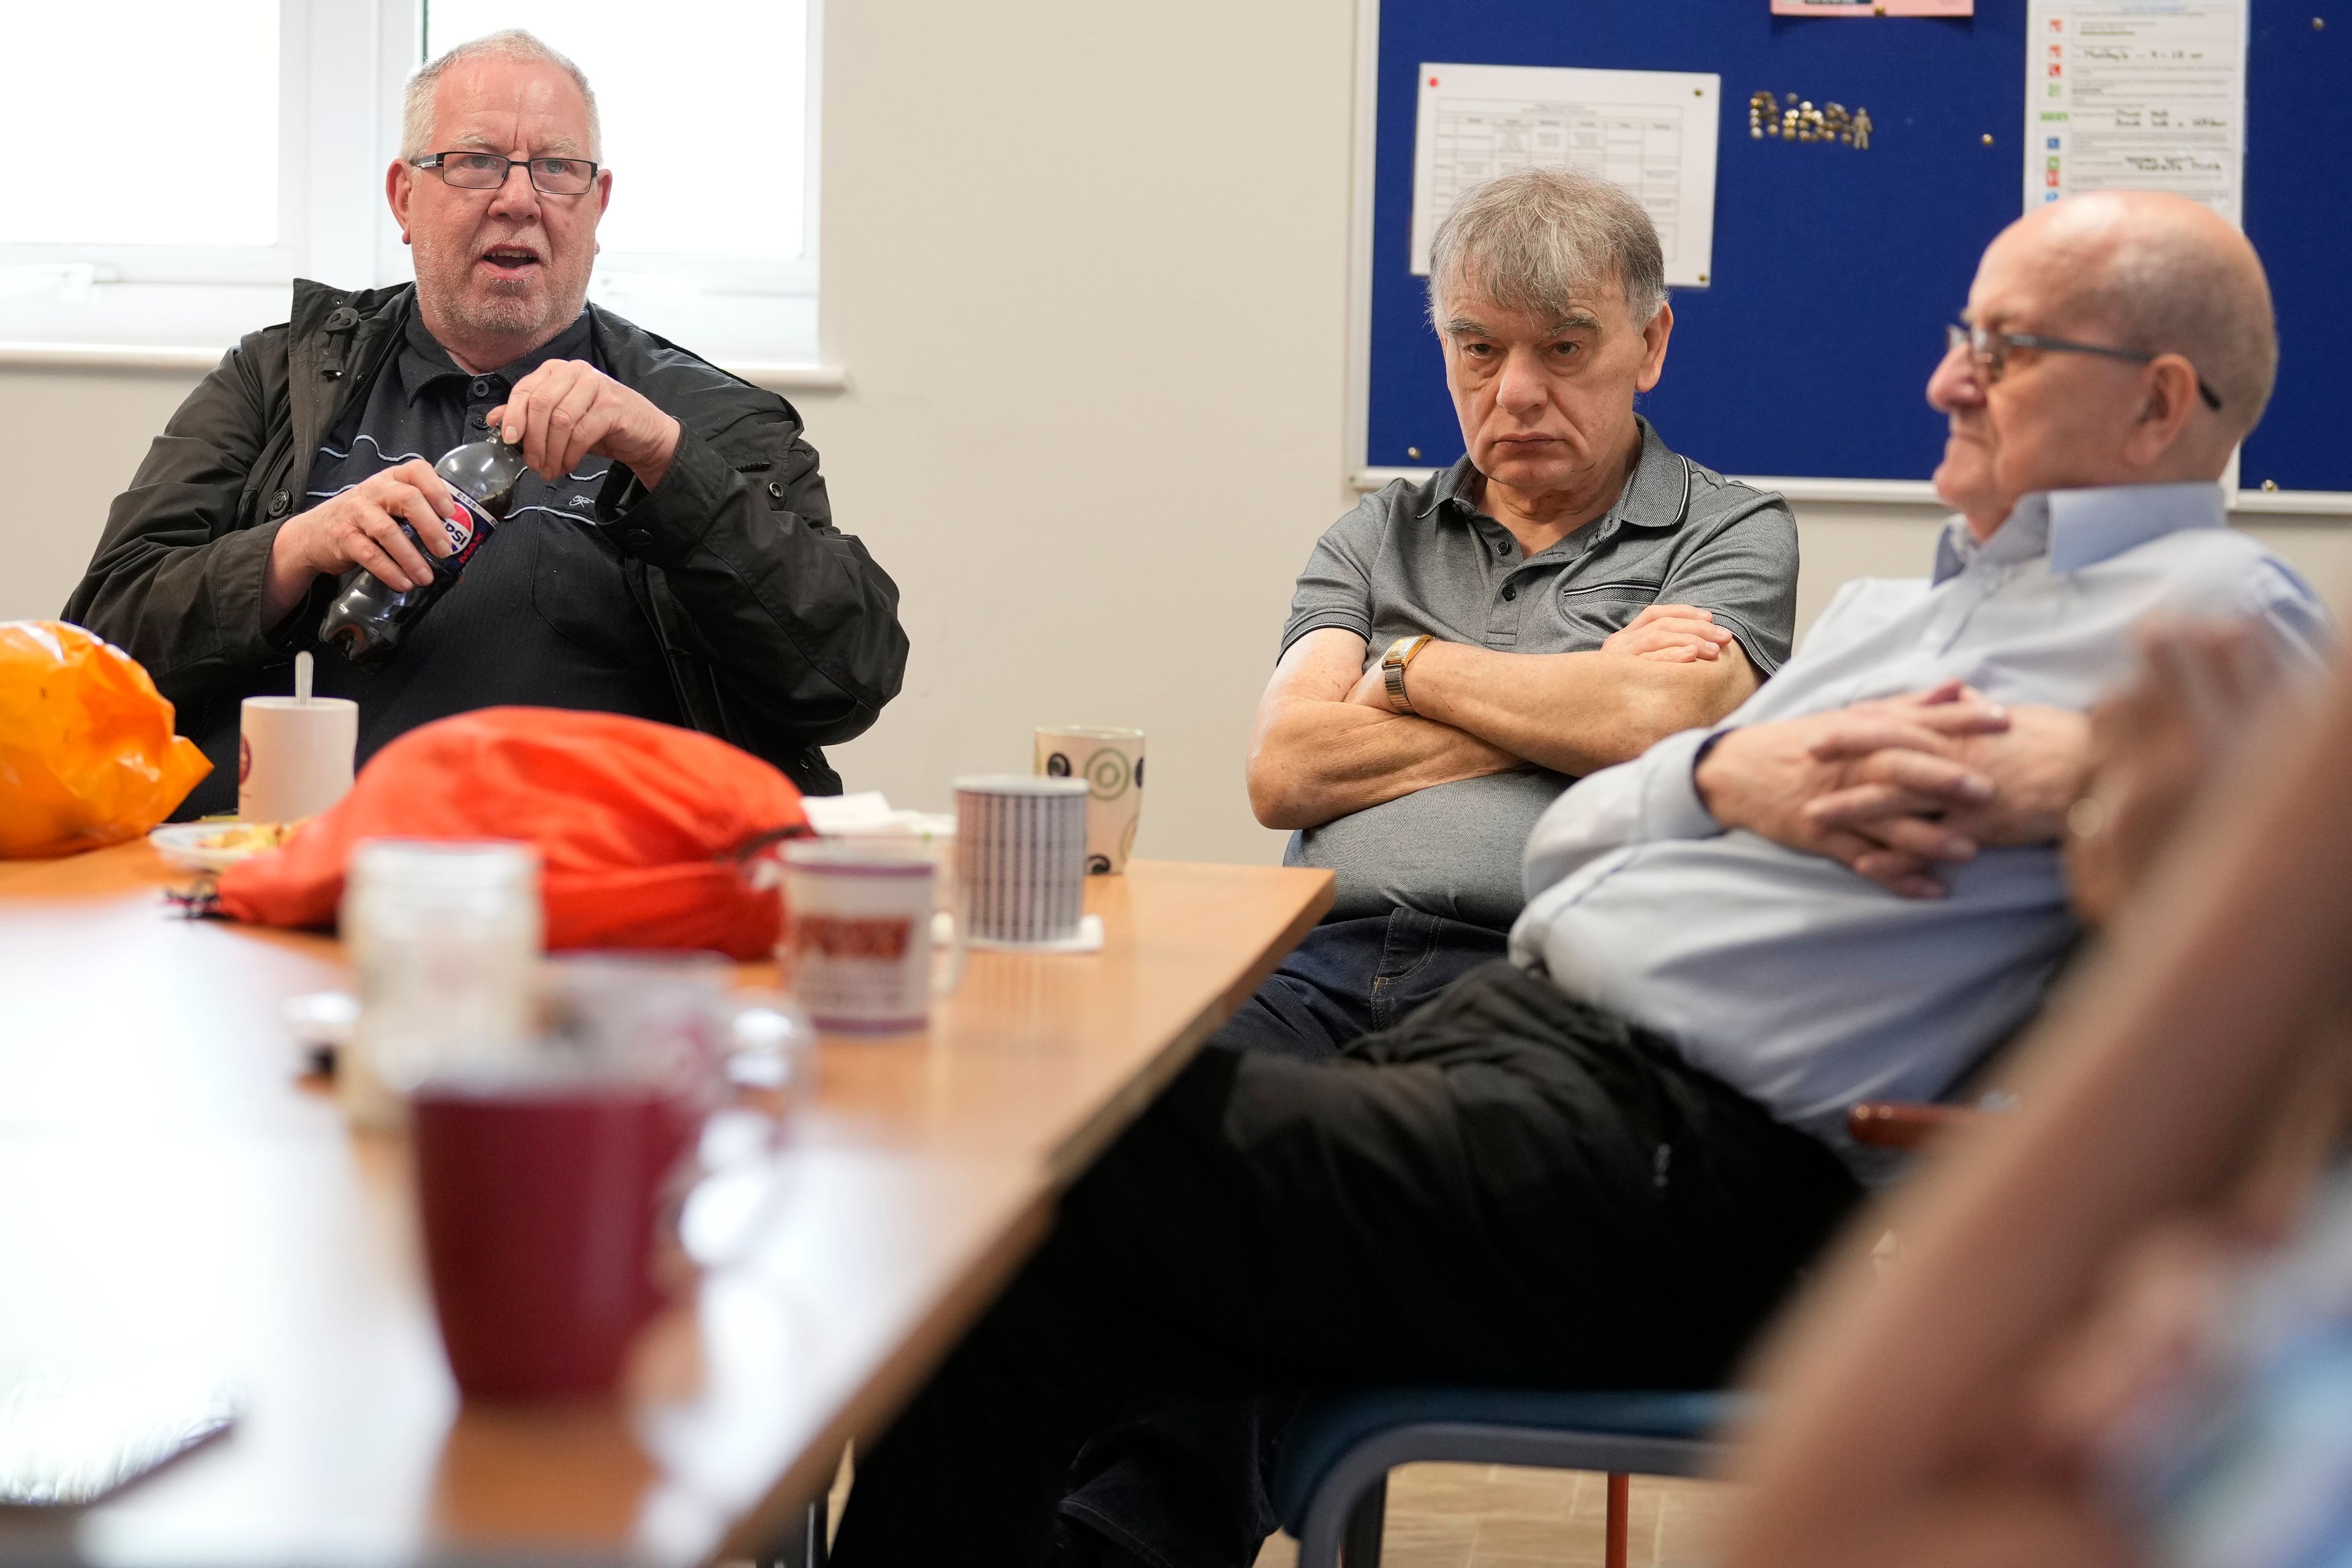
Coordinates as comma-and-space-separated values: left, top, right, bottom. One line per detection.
317, 431, 527, 669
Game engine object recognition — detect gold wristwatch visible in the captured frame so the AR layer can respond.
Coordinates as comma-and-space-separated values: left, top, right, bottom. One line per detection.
1381, 634, 1434, 714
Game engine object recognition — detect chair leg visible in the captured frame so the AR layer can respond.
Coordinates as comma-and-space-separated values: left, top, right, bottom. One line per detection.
1604, 1472, 1630, 1568
1341, 1472, 1388, 1566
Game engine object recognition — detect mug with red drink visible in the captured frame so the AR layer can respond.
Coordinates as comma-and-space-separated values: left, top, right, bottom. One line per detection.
405, 959, 811, 1400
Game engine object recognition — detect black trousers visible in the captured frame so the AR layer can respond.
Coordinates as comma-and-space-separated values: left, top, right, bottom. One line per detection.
828, 963, 1861, 1567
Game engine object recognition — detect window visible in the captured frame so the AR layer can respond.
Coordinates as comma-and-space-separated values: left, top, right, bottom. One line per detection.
423, 1, 817, 361
0, 1, 821, 369
2, 5, 282, 252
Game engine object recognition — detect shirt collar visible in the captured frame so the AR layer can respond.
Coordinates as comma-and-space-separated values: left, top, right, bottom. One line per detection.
1416, 416, 1690, 536
1929, 481, 2228, 586
396, 306, 596, 402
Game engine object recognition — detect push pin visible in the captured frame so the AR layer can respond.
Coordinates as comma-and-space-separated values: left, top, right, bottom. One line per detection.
1982, 132, 1996, 145
1406, 447, 1422, 460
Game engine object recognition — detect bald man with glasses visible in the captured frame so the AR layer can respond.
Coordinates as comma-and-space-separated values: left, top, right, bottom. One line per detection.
67, 29, 906, 812
831, 192, 2332, 1568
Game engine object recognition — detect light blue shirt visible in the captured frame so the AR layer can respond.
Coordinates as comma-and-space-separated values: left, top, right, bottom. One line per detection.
1508, 483, 2332, 1173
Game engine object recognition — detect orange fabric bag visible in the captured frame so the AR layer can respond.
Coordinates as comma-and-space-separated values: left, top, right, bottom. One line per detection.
0, 620, 211, 859
216, 707, 805, 958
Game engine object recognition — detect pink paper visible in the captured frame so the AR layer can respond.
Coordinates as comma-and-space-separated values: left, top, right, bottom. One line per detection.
1771, 0, 1972, 14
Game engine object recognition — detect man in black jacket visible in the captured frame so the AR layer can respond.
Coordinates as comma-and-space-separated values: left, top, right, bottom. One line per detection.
65, 29, 905, 812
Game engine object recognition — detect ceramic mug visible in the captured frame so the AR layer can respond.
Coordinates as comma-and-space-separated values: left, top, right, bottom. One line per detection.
1033, 726, 1144, 874
238, 695, 358, 824
954, 774, 1089, 945
780, 840, 965, 1031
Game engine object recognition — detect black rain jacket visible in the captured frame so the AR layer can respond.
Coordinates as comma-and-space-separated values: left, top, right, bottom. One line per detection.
62, 280, 906, 794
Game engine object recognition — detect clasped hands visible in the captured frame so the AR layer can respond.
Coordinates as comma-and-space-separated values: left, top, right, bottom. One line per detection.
1341, 602, 1738, 709
1697, 682, 2089, 900
263, 360, 679, 620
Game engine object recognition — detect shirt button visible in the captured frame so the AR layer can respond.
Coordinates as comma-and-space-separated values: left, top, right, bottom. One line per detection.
624, 528, 653, 551
470, 379, 493, 398
1501, 583, 1518, 602
470, 413, 488, 428
1495, 545, 1507, 558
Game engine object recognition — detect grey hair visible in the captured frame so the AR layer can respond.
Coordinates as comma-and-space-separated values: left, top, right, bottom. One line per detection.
1428, 166, 1668, 331
401, 29, 600, 163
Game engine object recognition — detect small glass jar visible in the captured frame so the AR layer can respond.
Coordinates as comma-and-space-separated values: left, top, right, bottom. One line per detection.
341, 839, 542, 1128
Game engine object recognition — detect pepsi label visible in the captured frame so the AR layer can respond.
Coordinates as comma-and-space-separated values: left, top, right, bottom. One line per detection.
441, 491, 491, 570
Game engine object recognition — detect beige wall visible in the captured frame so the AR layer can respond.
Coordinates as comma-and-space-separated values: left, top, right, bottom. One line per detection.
6, 0, 2348, 866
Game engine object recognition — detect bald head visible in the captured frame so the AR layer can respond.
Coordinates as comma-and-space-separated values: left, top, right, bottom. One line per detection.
2003, 192, 2275, 439
1929, 192, 2274, 521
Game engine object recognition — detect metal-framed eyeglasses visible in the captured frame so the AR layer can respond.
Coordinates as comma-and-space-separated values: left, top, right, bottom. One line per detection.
1945, 322, 2223, 411
412, 151, 601, 196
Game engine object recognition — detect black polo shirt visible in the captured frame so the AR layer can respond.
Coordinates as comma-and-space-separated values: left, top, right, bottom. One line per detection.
297, 307, 680, 768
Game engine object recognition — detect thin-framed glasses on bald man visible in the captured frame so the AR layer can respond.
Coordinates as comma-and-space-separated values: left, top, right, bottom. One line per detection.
1945, 322, 2224, 412
412, 151, 601, 196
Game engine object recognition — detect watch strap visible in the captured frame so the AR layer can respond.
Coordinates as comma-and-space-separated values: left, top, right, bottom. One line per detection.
1381, 634, 1433, 714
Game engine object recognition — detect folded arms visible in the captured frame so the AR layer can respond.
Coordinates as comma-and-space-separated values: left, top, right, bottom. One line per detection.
1246, 606, 1759, 831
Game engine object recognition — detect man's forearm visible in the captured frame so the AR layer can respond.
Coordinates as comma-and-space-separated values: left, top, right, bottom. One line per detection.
259, 521, 319, 628
1248, 699, 1523, 830
1404, 639, 1757, 775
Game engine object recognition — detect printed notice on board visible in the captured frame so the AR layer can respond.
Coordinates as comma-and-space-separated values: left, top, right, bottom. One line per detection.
1771, 1, 1973, 15
2026, 0, 2247, 225
1411, 64, 1719, 287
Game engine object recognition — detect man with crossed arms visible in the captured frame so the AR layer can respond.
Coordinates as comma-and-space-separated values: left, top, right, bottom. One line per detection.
1226, 166, 1796, 1063
834, 191, 2329, 1568
1056, 165, 1799, 1567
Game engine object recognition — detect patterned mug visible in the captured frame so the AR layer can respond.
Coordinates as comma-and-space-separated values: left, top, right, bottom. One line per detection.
1034, 726, 1145, 874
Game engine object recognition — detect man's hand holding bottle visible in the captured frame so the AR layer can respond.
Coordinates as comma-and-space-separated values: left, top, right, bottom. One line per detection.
261, 461, 461, 626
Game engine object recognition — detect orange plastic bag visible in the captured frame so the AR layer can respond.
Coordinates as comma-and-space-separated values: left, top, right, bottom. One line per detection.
0, 620, 212, 859
216, 707, 806, 958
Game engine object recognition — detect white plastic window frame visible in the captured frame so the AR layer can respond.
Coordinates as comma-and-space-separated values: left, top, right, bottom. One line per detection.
0, 1, 406, 361
0, 0, 830, 382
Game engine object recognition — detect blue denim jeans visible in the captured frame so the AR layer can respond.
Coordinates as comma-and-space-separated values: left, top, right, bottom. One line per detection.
1053, 907, 1509, 1567
1205, 907, 1511, 1061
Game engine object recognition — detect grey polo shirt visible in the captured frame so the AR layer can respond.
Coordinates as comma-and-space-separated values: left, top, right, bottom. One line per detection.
1280, 418, 1798, 930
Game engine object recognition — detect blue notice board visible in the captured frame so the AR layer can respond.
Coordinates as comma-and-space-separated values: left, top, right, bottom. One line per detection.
1361, 1, 2350, 494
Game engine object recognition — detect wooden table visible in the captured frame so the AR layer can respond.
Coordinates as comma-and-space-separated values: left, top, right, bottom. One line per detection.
0, 843, 1331, 1565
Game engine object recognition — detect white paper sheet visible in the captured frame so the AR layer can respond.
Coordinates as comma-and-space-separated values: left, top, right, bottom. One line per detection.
1411, 63, 1720, 289
2026, 0, 2247, 225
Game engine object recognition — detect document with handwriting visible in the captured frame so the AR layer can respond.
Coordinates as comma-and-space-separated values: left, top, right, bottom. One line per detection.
2026, 0, 2247, 225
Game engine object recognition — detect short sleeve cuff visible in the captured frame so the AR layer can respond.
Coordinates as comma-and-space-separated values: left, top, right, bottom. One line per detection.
1706, 609, 1784, 678
1277, 612, 1372, 662
1640, 726, 1725, 841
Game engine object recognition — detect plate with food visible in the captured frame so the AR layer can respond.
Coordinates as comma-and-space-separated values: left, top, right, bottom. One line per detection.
148, 820, 306, 873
